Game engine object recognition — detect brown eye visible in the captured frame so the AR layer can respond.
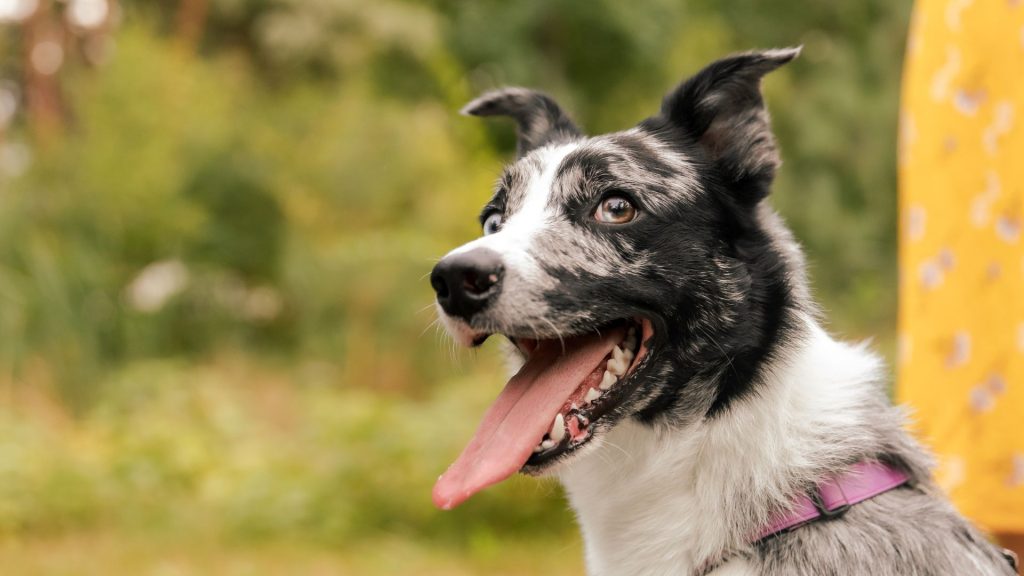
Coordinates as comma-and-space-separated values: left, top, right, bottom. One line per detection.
594, 195, 637, 224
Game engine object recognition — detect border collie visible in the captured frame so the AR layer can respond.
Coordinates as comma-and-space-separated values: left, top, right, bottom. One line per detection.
428, 48, 1017, 575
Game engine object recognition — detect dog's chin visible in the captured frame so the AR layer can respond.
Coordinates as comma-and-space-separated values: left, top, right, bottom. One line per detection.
435, 305, 490, 347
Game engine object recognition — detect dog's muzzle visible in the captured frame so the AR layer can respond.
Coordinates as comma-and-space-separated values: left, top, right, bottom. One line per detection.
430, 247, 504, 321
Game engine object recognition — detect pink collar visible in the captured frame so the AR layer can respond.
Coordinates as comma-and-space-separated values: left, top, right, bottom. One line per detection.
755, 460, 910, 541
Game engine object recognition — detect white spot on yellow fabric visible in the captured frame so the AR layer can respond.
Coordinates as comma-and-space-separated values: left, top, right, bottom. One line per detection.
982, 101, 1014, 155
1011, 455, 1024, 487
919, 259, 944, 289
953, 89, 986, 116
969, 385, 995, 412
944, 0, 973, 32
995, 216, 1021, 243
936, 455, 966, 493
945, 331, 971, 368
970, 172, 1001, 227
929, 45, 961, 102
907, 205, 927, 240
898, 333, 912, 365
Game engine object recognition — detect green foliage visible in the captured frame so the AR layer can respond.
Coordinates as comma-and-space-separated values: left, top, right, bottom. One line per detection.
0, 357, 574, 544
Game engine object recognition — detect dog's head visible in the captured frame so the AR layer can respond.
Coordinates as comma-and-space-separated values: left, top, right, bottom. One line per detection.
431, 49, 805, 509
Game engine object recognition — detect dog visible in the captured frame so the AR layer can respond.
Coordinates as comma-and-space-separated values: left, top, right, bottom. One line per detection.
428, 48, 1018, 575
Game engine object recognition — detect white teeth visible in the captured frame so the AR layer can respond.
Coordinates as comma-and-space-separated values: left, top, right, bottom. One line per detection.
529, 327, 644, 456
625, 327, 638, 350
612, 345, 626, 364
600, 370, 617, 390
550, 413, 566, 443
607, 356, 627, 376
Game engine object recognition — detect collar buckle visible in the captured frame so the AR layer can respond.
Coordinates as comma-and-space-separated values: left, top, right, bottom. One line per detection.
809, 485, 850, 519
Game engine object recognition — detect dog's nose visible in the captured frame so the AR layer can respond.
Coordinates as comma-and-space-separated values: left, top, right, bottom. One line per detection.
431, 248, 504, 320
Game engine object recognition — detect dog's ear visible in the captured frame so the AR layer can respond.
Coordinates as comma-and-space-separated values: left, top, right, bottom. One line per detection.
657, 47, 800, 205
462, 88, 582, 158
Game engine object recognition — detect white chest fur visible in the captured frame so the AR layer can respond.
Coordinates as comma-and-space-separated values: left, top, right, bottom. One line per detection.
558, 321, 884, 576
561, 419, 729, 575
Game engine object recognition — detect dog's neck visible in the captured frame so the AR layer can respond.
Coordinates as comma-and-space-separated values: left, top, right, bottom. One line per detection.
558, 317, 893, 576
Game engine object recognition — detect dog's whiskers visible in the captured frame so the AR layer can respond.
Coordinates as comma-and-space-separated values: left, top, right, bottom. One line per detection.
539, 316, 567, 354
419, 317, 441, 338
599, 437, 635, 464
415, 301, 439, 316
697, 324, 739, 382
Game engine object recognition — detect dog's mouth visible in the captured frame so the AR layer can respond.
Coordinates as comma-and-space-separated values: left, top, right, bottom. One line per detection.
433, 317, 653, 510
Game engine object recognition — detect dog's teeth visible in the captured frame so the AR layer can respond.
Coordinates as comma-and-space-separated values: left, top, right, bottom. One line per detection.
585, 387, 602, 403
612, 345, 626, 363
606, 358, 621, 375
600, 370, 617, 390
607, 356, 627, 377
625, 327, 637, 350
533, 444, 543, 453
541, 439, 555, 450
550, 413, 566, 443
615, 343, 635, 366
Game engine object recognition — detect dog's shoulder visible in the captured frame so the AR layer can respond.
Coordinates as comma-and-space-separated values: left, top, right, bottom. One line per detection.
748, 486, 1017, 575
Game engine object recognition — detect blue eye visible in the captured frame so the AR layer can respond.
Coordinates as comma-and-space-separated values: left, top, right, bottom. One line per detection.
483, 212, 504, 235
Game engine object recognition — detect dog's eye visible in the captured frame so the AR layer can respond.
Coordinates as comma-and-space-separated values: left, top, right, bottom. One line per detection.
595, 196, 637, 224
482, 212, 504, 235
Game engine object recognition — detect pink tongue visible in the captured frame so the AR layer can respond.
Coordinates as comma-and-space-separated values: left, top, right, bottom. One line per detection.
433, 327, 625, 510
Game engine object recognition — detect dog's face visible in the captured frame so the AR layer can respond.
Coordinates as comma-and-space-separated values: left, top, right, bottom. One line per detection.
431, 49, 802, 509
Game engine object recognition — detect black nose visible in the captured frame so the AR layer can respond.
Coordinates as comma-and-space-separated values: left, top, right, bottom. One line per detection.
431, 248, 504, 320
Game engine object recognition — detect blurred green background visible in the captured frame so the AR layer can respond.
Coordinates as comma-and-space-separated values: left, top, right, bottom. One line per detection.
0, 1, 910, 574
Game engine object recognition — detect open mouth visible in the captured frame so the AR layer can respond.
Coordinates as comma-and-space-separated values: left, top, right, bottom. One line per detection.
433, 317, 653, 510
522, 319, 647, 466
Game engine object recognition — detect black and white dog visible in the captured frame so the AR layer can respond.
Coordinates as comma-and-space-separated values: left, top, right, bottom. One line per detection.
428, 48, 1017, 575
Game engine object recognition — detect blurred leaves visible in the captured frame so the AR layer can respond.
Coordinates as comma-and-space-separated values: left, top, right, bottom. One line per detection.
0, 358, 573, 544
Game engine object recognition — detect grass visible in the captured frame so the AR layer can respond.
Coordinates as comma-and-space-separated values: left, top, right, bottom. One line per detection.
0, 349, 587, 574
0, 532, 583, 576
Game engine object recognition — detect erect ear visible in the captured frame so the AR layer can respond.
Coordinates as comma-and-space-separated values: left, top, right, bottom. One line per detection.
658, 47, 800, 204
462, 88, 583, 158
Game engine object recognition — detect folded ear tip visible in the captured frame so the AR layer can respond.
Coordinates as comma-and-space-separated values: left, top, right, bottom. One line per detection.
760, 46, 802, 63
460, 94, 494, 116
726, 46, 799, 77
460, 88, 520, 117
749, 45, 802, 66
459, 101, 482, 116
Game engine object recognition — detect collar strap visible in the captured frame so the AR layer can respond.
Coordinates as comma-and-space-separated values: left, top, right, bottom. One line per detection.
756, 460, 910, 541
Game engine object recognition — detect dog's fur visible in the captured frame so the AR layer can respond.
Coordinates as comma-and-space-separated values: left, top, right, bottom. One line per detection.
433, 49, 1016, 575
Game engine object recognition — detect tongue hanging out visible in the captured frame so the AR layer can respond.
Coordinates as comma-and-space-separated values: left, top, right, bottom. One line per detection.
432, 326, 628, 510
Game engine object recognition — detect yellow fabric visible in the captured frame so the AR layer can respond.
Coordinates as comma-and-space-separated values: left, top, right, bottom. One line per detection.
898, 0, 1024, 533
